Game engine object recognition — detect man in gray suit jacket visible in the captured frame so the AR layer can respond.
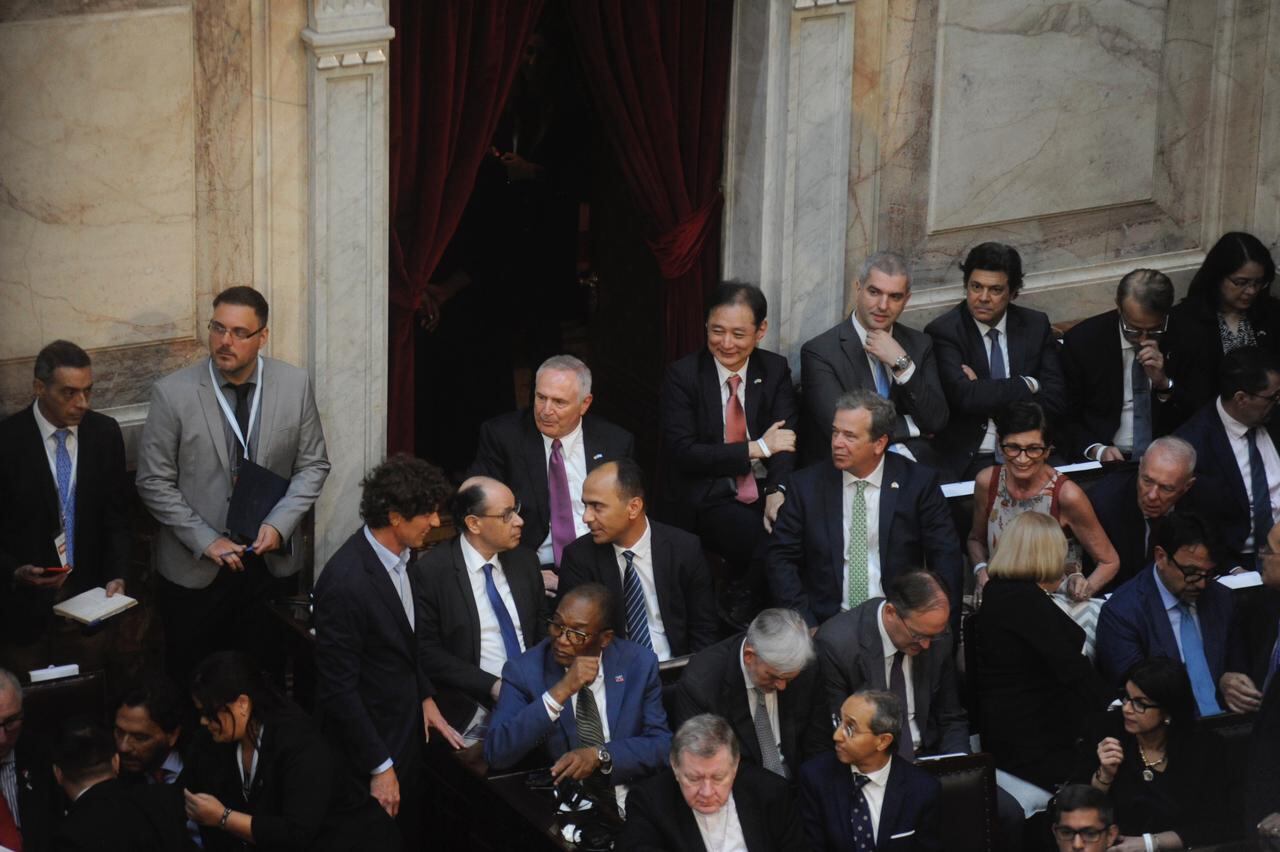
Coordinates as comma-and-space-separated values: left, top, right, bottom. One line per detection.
136, 286, 329, 678
800, 251, 948, 466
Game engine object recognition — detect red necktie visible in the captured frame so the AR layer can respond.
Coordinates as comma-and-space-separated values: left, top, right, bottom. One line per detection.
0, 788, 22, 852
725, 375, 758, 504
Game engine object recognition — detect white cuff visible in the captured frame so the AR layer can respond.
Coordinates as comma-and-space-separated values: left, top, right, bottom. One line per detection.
372, 758, 393, 776
972, 562, 988, 576
757, 438, 772, 458
892, 362, 917, 384
543, 690, 564, 721
1084, 443, 1104, 462
1022, 376, 1040, 393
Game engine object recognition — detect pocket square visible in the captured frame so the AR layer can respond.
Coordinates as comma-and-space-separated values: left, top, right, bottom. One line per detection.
890, 830, 915, 839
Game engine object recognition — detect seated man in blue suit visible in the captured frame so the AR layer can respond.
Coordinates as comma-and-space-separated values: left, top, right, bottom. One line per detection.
800, 689, 941, 851
1096, 510, 1234, 716
767, 389, 963, 628
484, 583, 671, 812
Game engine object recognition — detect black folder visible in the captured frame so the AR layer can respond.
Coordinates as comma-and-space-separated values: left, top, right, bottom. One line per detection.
227, 458, 290, 546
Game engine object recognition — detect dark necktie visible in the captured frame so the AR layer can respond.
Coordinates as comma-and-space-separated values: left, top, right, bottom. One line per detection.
621, 550, 653, 650
1131, 355, 1152, 455
752, 688, 787, 778
1264, 622, 1280, 692
987, 329, 1006, 464
1248, 427, 1272, 549
849, 772, 875, 852
547, 438, 575, 565
482, 563, 522, 661
888, 651, 914, 759
573, 685, 614, 812
233, 382, 254, 459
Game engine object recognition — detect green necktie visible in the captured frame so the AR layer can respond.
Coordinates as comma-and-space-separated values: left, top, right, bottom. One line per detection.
847, 480, 869, 608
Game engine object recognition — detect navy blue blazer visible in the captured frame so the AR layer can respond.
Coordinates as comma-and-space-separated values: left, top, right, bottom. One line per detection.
766, 455, 963, 627
1095, 566, 1234, 688
484, 637, 671, 785
799, 751, 941, 852
1174, 400, 1280, 565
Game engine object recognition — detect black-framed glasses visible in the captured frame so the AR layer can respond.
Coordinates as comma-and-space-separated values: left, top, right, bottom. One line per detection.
1165, 551, 1214, 583
0, 712, 23, 733
999, 443, 1048, 460
1225, 275, 1271, 292
474, 501, 522, 524
1120, 315, 1169, 341
1119, 692, 1161, 713
546, 618, 593, 646
891, 609, 951, 644
208, 320, 266, 341
1244, 389, 1280, 405
1052, 825, 1107, 843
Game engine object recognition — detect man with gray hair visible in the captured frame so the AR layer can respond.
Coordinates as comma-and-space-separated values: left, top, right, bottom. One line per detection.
767, 390, 962, 627
471, 354, 634, 593
0, 668, 60, 849
673, 608, 828, 779
621, 714, 804, 850
1063, 268, 1189, 461
801, 251, 948, 466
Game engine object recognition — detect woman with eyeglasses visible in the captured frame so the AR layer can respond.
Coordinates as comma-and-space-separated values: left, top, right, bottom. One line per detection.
968, 512, 1113, 790
182, 651, 399, 851
1168, 232, 1279, 412
970, 401, 1121, 600
1075, 657, 1233, 851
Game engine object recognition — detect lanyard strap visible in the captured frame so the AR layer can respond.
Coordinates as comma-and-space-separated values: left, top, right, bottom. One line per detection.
208, 356, 264, 459
236, 728, 262, 801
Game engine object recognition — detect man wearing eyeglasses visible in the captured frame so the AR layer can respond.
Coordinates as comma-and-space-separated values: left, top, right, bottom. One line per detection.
1174, 345, 1280, 570
1096, 511, 1234, 716
0, 668, 61, 851
136, 286, 330, 681
1063, 269, 1188, 462
412, 476, 548, 736
484, 583, 671, 813
1049, 784, 1119, 852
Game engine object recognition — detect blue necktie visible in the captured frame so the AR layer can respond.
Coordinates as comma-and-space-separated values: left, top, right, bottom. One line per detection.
1178, 603, 1222, 716
1131, 355, 1152, 455
1248, 428, 1272, 549
54, 429, 76, 566
873, 360, 891, 398
849, 772, 875, 852
482, 563, 522, 661
621, 550, 653, 650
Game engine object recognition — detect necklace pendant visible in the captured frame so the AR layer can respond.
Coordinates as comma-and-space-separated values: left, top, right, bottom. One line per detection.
1142, 768, 1154, 782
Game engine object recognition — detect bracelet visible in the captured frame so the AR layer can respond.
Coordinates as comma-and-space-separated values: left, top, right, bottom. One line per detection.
1143, 832, 1155, 852
756, 438, 772, 459
972, 562, 988, 576
219, 807, 232, 828
1093, 768, 1112, 787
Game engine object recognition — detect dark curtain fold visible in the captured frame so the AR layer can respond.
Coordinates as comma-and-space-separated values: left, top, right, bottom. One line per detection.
388, 0, 545, 454
565, 0, 734, 364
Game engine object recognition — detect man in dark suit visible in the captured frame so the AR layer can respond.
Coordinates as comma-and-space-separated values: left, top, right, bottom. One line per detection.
659, 282, 798, 621
312, 456, 463, 849
1062, 269, 1187, 461
114, 672, 187, 785
924, 242, 1066, 481
485, 584, 671, 813
799, 690, 941, 851
767, 390, 963, 628
559, 459, 717, 660
412, 476, 547, 734
801, 251, 948, 465
672, 608, 828, 778
814, 571, 966, 757
0, 340, 131, 673
0, 669, 60, 852
620, 714, 803, 851
52, 721, 194, 852
1096, 511, 1234, 716
471, 354, 634, 594
1083, 436, 1200, 591
1174, 345, 1280, 570
1248, 674, 1280, 845
1221, 532, 1280, 714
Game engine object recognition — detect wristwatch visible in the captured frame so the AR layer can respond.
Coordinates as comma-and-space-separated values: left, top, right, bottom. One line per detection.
891, 354, 912, 375
596, 747, 613, 775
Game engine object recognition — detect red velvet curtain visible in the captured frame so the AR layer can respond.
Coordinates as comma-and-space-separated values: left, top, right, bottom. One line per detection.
388, 0, 545, 454
565, 0, 734, 364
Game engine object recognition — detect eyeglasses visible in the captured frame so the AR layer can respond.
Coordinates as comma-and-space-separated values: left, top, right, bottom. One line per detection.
1165, 552, 1214, 583
892, 610, 950, 644
546, 619, 594, 646
1052, 825, 1107, 843
999, 443, 1048, 460
1225, 276, 1270, 293
208, 320, 266, 341
474, 501, 522, 524
1120, 316, 1168, 341
831, 714, 858, 739
1244, 389, 1280, 405
1119, 692, 1161, 713
0, 712, 23, 733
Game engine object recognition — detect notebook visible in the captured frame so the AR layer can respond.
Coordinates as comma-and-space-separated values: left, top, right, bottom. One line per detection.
53, 587, 138, 625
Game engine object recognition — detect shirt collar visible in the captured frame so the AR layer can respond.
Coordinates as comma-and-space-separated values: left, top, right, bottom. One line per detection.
32, 400, 78, 442
459, 532, 502, 576
155, 749, 183, 784
1215, 397, 1253, 440
739, 638, 758, 695
362, 524, 409, 573
1151, 564, 1183, 612
842, 456, 886, 489
875, 600, 898, 659
971, 310, 1009, 339
1116, 318, 1136, 353
714, 356, 750, 389
542, 418, 585, 455
612, 517, 652, 564
852, 757, 893, 787
218, 361, 260, 390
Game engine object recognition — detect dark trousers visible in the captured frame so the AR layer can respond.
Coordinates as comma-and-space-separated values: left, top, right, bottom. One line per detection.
696, 499, 765, 571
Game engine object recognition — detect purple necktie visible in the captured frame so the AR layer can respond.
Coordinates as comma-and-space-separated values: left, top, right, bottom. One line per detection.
548, 438, 576, 565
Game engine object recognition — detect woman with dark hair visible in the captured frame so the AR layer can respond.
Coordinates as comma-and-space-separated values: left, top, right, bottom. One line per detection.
182, 652, 399, 851
969, 401, 1120, 599
1075, 658, 1234, 850
1168, 232, 1279, 410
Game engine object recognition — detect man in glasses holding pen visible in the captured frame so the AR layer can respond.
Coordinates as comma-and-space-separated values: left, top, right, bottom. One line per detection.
484, 583, 671, 814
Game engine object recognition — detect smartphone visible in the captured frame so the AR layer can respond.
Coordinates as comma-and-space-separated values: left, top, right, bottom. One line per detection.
43, 565, 72, 574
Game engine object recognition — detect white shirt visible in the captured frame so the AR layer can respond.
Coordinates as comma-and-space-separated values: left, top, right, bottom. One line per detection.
32, 401, 78, 495
1215, 397, 1280, 550
1113, 323, 1137, 452
739, 640, 781, 749
713, 358, 767, 480
613, 520, 672, 661
849, 314, 919, 437
842, 458, 886, 607
693, 792, 748, 852
362, 525, 413, 776
538, 421, 590, 565
460, 534, 527, 678
1153, 565, 1200, 660
0, 749, 18, 829
543, 662, 627, 809
876, 602, 919, 749
972, 313, 1010, 453
852, 758, 894, 842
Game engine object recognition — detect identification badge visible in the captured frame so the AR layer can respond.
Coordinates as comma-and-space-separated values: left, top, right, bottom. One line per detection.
54, 531, 70, 567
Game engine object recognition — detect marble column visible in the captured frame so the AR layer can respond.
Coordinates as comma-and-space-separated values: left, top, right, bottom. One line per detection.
301, 0, 394, 569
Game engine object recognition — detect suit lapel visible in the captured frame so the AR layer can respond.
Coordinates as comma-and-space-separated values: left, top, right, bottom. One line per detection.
825, 465, 846, 602
744, 351, 764, 429
1140, 570, 1180, 660
1100, 312, 1124, 412
603, 642, 624, 734
359, 536, 414, 643
878, 456, 901, 572
734, 776, 768, 850
648, 525, 677, 634
877, 757, 908, 850
961, 308, 992, 379
1208, 414, 1250, 516
840, 322, 876, 391
254, 358, 277, 464
198, 358, 233, 477
450, 540, 483, 664
582, 419, 606, 471
596, 543, 627, 638
548, 648, 579, 747
520, 414, 550, 520
724, 649, 759, 763
1005, 307, 1029, 375
859, 608, 888, 689
698, 350, 724, 437
20, 407, 60, 520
